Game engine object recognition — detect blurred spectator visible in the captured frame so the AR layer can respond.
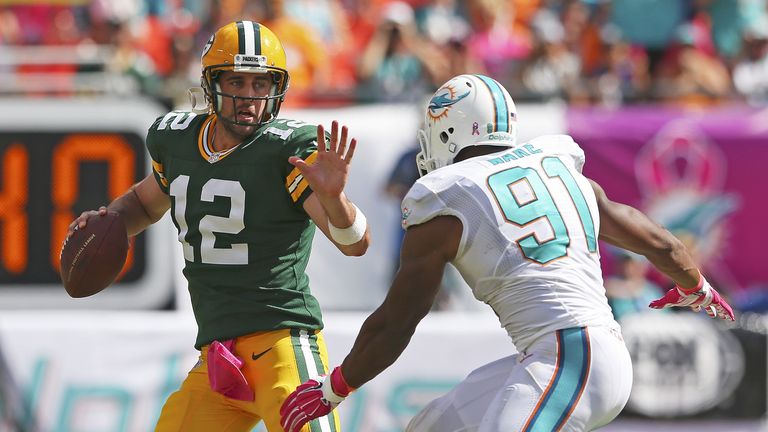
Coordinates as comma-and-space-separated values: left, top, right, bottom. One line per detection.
518, 8, 583, 102
466, 0, 532, 91
437, 33, 487, 84
415, 0, 470, 46
1, 0, 764, 106
356, 1, 443, 103
134, 10, 174, 77
733, 18, 768, 106
653, 23, 732, 106
105, 21, 158, 96
259, 0, 330, 107
588, 25, 652, 106
604, 249, 666, 321
283, 0, 358, 96
610, 0, 687, 75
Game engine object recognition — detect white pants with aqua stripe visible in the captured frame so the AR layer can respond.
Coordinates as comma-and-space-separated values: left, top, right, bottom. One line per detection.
406, 326, 633, 432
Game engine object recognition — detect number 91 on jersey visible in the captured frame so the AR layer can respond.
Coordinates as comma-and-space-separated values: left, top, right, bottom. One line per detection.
0, 99, 175, 310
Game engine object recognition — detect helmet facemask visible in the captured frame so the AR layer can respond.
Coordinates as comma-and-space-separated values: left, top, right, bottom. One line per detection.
202, 57, 289, 128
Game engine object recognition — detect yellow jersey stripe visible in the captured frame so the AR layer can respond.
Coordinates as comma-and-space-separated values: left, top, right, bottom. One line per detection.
285, 151, 317, 188
290, 179, 310, 202
197, 115, 216, 161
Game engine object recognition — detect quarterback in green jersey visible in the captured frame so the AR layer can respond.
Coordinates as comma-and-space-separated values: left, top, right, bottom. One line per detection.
66, 21, 369, 432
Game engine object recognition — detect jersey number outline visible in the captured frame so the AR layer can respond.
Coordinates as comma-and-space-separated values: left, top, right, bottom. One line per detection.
488, 156, 597, 264
169, 175, 248, 265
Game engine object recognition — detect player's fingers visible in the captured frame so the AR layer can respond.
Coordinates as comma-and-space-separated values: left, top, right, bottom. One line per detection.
329, 120, 338, 153
289, 156, 308, 171
344, 139, 357, 165
280, 395, 295, 418
77, 211, 94, 229
716, 304, 734, 320
316, 124, 326, 152
280, 408, 295, 432
338, 125, 348, 156
98, 206, 108, 215
288, 412, 308, 432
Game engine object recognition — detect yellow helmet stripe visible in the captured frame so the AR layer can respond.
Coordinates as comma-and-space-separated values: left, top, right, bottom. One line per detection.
237, 21, 261, 55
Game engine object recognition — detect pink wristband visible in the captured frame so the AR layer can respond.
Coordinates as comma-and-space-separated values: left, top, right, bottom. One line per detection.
676, 272, 704, 295
330, 366, 354, 397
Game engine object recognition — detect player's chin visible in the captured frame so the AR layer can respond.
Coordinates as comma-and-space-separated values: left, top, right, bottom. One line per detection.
223, 118, 256, 137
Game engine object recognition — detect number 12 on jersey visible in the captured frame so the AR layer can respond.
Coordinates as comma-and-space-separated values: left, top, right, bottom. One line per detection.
488, 157, 597, 264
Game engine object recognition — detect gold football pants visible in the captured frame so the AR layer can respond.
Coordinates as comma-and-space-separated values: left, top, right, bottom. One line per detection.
155, 328, 341, 432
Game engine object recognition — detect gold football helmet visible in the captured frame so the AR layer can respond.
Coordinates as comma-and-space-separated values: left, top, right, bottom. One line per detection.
200, 21, 289, 127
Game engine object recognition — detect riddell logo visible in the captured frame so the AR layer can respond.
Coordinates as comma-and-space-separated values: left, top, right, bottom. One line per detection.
427, 85, 469, 122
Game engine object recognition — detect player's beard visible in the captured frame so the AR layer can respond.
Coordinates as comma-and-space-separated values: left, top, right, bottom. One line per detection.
220, 117, 256, 140
220, 101, 263, 139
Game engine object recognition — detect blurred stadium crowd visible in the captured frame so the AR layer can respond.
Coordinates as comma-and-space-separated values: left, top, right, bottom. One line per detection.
1, 0, 768, 110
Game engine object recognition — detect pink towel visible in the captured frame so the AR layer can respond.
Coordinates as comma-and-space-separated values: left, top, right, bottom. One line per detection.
207, 340, 254, 401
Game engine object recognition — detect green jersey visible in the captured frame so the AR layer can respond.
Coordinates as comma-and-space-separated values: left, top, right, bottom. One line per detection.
146, 111, 325, 348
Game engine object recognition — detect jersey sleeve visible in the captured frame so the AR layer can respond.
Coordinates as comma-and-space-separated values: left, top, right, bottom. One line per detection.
145, 116, 170, 194
401, 176, 461, 229
532, 134, 586, 173
282, 124, 330, 208
555, 135, 585, 172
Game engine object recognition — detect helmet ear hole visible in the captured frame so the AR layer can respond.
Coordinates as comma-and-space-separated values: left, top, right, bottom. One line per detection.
440, 131, 449, 143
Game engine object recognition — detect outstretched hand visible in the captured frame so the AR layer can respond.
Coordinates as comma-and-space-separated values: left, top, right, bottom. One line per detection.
288, 121, 357, 198
649, 275, 735, 321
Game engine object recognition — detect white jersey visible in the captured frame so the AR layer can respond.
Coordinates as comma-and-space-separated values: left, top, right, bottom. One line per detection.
401, 134, 618, 350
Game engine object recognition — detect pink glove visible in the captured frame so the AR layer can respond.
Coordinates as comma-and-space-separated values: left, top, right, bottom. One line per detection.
280, 366, 353, 432
649, 274, 735, 321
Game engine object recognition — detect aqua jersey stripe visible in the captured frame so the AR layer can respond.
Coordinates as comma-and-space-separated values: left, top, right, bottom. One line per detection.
476, 75, 509, 133
524, 328, 591, 432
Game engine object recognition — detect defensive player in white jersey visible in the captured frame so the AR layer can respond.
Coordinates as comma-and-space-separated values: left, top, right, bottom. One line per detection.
279, 74, 735, 431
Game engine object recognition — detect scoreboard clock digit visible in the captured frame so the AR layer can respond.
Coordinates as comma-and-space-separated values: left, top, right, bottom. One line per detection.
0, 99, 175, 309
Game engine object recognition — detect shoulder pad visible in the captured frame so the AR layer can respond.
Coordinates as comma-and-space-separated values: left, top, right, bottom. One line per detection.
528, 134, 585, 172
401, 172, 462, 228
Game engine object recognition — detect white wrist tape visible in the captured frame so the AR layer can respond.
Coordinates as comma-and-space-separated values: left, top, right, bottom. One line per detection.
328, 203, 367, 245
320, 375, 346, 404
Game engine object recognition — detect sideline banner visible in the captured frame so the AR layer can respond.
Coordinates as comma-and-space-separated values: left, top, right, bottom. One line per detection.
568, 106, 768, 293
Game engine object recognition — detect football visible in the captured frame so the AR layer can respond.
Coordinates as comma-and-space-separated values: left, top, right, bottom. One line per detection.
59, 211, 129, 298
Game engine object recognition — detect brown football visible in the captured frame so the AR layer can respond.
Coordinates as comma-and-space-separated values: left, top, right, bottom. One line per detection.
59, 211, 129, 298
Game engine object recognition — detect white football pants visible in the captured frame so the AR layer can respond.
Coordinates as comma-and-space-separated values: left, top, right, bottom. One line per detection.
406, 326, 633, 432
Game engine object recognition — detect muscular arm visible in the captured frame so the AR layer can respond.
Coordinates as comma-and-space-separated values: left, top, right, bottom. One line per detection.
303, 193, 371, 256
108, 175, 170, 237
590, 179, 699, 289
339, 215, 461, 388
